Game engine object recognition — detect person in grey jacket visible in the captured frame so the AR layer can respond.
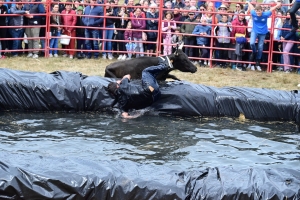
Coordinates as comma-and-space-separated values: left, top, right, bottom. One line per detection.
9, 0, 30, 57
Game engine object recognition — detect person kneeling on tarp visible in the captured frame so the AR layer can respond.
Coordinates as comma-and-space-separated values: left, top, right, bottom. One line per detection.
107, 57, 173, 119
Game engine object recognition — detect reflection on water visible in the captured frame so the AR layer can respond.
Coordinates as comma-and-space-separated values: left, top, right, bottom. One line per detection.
0, 112, 299, 170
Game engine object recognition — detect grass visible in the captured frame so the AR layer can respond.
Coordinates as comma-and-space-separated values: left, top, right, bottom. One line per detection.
1, 56, 299, 91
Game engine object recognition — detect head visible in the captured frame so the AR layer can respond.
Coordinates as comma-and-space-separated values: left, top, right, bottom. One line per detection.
165, 1, 172, 9
277, 10, 283, 17
65, 0, 72, 11
255, 5, 263, 16
199, 4, 206, 12
190, 0, 196, 7
77, 5, 83, 14
221, 14, 228, 22
134, 7, 142, 16
15, 0, 23, 8
149, 3, 157, 12
188, 12, 195, 19
184, 0, 190, 7
174, 27, 181, 33
127, 21, 132, 29
201, 17, 207, 24
235, 3, 243, 11
182, 6, 189, 16
238, 10, 245, 21
52, 4, 59, 12
128, 0, 133, 6
169, 43, 197, 73
107, 82, 119, 97
165, 11, 173, 20
173, 6, 180, 14
207, 8, 213, 17
218, 5, 227, 13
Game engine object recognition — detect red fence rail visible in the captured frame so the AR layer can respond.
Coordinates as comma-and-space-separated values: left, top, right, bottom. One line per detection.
0, 0, 299, 73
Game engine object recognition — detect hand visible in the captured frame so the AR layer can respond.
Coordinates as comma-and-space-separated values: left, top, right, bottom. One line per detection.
151, 20, 154, 23
276, 2, 281, 7
280, 36, 284, 40
168, 26, 172, 29
123, 74, 131, 80
25, 11, 30, 14
200, 32, 203, 35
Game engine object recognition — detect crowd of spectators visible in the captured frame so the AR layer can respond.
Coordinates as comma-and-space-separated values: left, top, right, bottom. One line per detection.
0, 0, 300, 73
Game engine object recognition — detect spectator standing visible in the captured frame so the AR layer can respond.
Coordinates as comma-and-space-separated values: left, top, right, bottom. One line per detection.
0, 0, 8, 58
102, 1, 115, 60
171, 27, 183, 52
146, 3, 158, 56
126, 0, 134, 15
273, 10, 283, 68
181, 10, 197, 63
9, 0, 29, 57
49, 4, 62, 57
115, 6, 128, 60
192, 16, 211, 66
214, 14, 232, 67
246, 1, 281, 71
23, 0, 45, 59
124, 21, 133, 59
280, 11, 297, 72
233, 3, 243, 20
131, 7, 146, 57
173, 6, 182, 22
162, 11, 176, 55
183, 0, 191, 9
83, 0, 103, 59
172, 0, 184, 8
75, 6, 85, 59
61, 0, 77, 59
178, 6, 189, 27
230, 10, 248, 71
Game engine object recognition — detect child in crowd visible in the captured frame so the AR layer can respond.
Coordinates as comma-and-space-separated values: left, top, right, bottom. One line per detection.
75, 6, 85, 59
49, 4, 62, 57
193, 17, 211, 66
214, 14, 232, 67
171, 27, 183, 53
124, 21, 134, 59
162, 11, 177, 55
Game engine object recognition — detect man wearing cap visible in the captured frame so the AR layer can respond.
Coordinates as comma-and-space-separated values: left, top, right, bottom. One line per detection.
216, 4, 232, 22
246, 1, 281, 71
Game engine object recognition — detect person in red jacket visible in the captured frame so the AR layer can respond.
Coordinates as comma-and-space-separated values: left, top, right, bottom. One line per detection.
230, 10, 248, 71
61, 0, 77, 59
131, 7, 146, 57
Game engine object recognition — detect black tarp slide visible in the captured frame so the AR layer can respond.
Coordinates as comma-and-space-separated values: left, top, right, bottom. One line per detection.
0, 68, 300, 199
0, 153, 299, 199
0, 68, 299, 124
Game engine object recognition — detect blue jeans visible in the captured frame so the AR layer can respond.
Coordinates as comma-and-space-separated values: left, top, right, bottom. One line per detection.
142, 64, 167, 102
103, 24, 114, 56
85, 28, 99, 58
49, 31, 61, 54
250, 31, 266, 60
9, 28, 24, 56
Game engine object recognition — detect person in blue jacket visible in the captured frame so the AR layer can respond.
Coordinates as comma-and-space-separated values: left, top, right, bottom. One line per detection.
83, 0, 103, 59
192, 16, 211, 66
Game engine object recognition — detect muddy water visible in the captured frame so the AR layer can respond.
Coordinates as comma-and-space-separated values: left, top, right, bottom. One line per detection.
0, 112, 299, 170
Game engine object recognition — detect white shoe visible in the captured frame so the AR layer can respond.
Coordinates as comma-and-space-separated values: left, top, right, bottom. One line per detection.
247, 64, 252, 69
126, 57, 132, 60
121, 55, 127, 60
32, 54, 38, 59
117, 55, 123, 60
102, 55, 107, 59
256, 66, 262, 71
49, 54, 53, 58
63, 54, 68, 57
27, 53, 33, 58
108, 54, 113, 60
243, 64, 247, 68
54, 54, 58, 58
204, 61, 208, 66
251, 65, 255, 71
70, 55, 73, 59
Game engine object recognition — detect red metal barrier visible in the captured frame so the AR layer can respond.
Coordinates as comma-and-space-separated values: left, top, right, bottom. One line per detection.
0, 0, 299, 73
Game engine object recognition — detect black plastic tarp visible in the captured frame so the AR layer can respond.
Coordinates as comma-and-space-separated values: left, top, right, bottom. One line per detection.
0, 153, 299, 199
0, 68, 299, 124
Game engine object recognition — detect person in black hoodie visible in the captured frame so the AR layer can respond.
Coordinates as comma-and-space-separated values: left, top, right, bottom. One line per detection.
75, 6, 85, 59
0, 1, 8, 58
115, 5, 129, 60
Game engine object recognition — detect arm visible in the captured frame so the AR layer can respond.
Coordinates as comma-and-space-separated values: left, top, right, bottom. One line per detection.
121, 112, 143, 119
192, 25, 200, 34
162, 22, 168, 31
95, 6, 104, 25
247, 1, 255, 12
171, 21, 177, 30
70, 11, 77, 32
10, 6, 27, 14
269, 2, 281, 12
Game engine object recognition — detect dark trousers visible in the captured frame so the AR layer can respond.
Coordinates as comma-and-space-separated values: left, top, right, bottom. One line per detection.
289, 1, 300, 27
116, 32, 126, 54
217, 42, 229, 64
184, 37, 195, 58
272, 41, 282, 64
0, 27, 7, 55
142, 64, 167, 102
76, 33, 86, 54
9, 28, 24, 56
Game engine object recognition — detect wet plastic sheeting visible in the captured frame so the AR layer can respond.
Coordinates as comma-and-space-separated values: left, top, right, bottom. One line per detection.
0, 154, 299, 199
0, 68, 299, 123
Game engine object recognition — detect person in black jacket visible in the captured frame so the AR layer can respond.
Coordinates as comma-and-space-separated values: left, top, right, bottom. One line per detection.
0, 1, 8, 58
107, 57, 173, 119
75, 6, 85, 59
115, 6, 129, 60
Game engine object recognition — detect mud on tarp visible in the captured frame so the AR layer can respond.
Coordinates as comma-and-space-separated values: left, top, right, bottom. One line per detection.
0, 68, 299, 123
0, 154, 299, 200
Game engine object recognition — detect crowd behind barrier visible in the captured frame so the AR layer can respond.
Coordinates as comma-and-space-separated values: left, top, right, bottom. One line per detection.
0, 0, 300, 74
